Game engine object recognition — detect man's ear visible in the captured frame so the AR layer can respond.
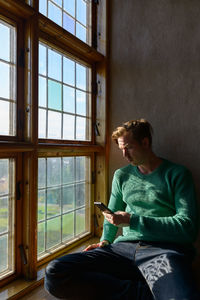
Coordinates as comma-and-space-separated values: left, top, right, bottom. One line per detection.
142, 137, 150, 148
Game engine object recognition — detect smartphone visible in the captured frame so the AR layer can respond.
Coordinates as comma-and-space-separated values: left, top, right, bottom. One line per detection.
94, 202, 114, 214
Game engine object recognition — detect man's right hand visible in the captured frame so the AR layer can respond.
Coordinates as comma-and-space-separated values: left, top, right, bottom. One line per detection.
83, 240, 109, 251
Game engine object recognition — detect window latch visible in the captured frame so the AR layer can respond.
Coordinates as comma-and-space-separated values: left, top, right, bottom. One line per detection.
19, 245, 28, 265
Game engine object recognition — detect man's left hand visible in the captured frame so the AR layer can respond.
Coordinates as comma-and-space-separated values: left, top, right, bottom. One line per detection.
103, 211, 131, 227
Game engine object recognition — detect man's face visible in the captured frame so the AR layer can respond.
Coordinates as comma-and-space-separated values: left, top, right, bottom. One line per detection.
117, 132, 148, 166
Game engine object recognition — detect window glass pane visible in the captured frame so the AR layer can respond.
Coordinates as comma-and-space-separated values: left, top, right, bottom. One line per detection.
37, 222, 45, 255
62, 157, 75, 184
0, 62, 10, 99
48, 80, 62, 110
62, 212, 74, 241
48, 49, 62, 81
39, 109, 46, 138
39, 0, 47, 15
0, 19, 16, 137
63, 185, 74, 212
76, 116, 86, 140
47, 187, 61, 218
0, 23, 10, 61
77, 0, 86, 26
38, 43, 91, 141
63, 13, 75, 34
63, 114, 75, 140
48, 111, 62, 139
0, 159, 15, 278
63, 57, 75, 86
39, 44, 47, 76
76, 22, 86, 43
63, 86, 75, 113
48, 1, 62, 27
76, 208, 85, 235
76, 63, 86, 90
47, 157, 61, 187
47, 217, 61, 249
37, 156, 91, 259
38, 190, 45, 222
76, 90, 86, 116
39, 76, 47, 107
52, 0, 62, 7
63, 0, 75, 17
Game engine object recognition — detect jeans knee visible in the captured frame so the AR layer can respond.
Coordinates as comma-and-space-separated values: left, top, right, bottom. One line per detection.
45, 259, 62, 277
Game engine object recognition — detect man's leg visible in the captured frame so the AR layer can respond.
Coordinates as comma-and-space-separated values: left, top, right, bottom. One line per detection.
135, 242, 199, 300
44, 242, 151, 299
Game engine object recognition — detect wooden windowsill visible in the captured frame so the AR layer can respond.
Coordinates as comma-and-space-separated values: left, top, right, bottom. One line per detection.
0, 236, 99, 300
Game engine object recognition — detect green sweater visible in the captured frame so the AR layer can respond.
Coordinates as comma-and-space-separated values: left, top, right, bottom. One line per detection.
101, 159, 198, 245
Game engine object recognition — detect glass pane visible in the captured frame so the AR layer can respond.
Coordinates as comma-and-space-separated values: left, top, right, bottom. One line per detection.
0, 101, 9, 136
48, 80, 62, 111
76, 156, 85, 181
0, 197, 8, 234
76, 63, 86, 90
37, 222, 45, 255
62, 157, 75, 184
76, 208, 85, 235
63, 185, 74, 212
0, 235, 8, 273
39, 108, 46, 138
76, 23, 86, 43
48, 1, 62, 26
48, 49, 62, 81
76, 90, 86, 116
0, 62, 9, 99
63, 85, 75, 113
48, 110, 61, 139
76, 183, 85, 208
0, 22, 10, 61
63, 57, 75, 86
63, 0, 75, 17
77, 0, 86, 25
39, 44, 46, 76
38, 158, 46, 188
38, 190, 45, 222
63, 114, 75, 140
0, 157, 9, 196
63, 13, 75, 34
47, 217, 61, 249
76, 116, 86, 140
39, 76, 47, 107
47, 187, 61, 218
52, 0, 62, 7
47, 157, 61, 187
62, 212, 74, 241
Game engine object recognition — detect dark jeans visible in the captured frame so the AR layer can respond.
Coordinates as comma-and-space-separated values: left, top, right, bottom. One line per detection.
44, 241, 199, 300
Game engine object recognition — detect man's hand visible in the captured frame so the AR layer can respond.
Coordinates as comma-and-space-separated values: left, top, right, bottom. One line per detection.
103, 211, 131, 227
83, 240, 109, 251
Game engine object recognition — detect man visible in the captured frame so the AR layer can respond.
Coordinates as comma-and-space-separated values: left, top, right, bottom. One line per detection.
45, 119, 199, 300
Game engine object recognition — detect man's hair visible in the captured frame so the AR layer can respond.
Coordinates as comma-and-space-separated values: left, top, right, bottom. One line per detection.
112, 119, 153, 145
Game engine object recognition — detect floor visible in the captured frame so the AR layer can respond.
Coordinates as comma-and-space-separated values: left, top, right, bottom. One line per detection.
20, 285, 59, 300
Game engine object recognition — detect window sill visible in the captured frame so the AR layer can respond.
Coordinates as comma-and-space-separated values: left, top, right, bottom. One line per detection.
0, 236, 99, 300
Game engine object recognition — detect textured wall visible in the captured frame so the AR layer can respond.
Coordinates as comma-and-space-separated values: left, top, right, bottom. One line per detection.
108, 0, 200, 273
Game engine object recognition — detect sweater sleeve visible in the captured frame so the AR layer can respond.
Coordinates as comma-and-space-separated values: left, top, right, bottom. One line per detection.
129, 168, 199, 244
100, 171, 126, 243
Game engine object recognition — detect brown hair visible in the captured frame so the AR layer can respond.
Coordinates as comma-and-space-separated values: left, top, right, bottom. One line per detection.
112, 119, 153, 145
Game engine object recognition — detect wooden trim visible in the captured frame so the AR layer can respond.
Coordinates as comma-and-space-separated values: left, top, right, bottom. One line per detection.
0, 0, 35, 19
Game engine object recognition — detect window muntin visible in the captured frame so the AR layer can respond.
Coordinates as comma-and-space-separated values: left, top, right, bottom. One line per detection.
37, 156, 91, 259
38, 42, 92, 141
39, 0, 91, 45
0, 19, 16, 136
0, 159, 15, 280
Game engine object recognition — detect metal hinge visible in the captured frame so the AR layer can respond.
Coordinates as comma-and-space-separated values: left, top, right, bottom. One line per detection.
19, 49, 25, 68
19, 244, 28, 265
92, 81, 98, 95
92, 171, 96, 184
16, 181, 21, 200
93, 0, 99, 4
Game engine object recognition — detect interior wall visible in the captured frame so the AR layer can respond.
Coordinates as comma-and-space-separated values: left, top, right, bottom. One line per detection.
108, 0, 200, 271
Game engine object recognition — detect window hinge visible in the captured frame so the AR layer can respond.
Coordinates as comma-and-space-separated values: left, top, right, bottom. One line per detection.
93, 0, 99, 4
92, 171, 96, 184
16, 181, 21, 200
92, 32, 97, 48
19, 245, 28, 265
19, 49, 25, 68
92, 82, 98, 95
95, 123, 100, 136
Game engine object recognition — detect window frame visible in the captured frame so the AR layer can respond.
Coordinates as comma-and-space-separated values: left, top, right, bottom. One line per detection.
0, 0, 107, 286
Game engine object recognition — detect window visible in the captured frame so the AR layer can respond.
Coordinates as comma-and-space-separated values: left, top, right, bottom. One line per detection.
0, 0, 106, 287
39, 0, 91, 45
